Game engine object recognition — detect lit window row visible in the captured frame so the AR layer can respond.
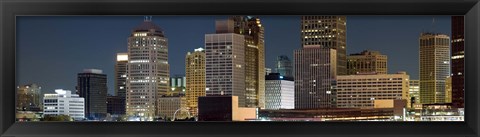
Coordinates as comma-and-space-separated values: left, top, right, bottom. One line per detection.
134, 33, 147, 37
451, 55, 464, 59
304, 35, 335, 38
129, 60, 150, 63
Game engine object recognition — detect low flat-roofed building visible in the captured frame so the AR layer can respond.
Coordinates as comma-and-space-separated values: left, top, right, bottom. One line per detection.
419, 103, 464, 121
336, 72, 410, 108
157, 96, 188, 121
258, 99, 406, 121
43, 89, 85, 121
198, 96, 257, 121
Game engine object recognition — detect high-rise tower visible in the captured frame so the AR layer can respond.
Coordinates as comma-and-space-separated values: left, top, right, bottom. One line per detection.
231, 16, 265, 108
77, 69, 108, 120
301, 16, 347, 75
294, 46, 337, 109
115, 53, 128, 98
185, 47, 206, 116
205, 19, 246, 107
126, 18, 169, 120
419, 33, 450, 104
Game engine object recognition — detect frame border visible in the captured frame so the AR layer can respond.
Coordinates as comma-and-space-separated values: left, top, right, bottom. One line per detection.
1, 0, 479, 137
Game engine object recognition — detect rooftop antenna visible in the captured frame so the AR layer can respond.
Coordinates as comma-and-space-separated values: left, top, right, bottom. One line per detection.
144, 16, 152, 22
431, 17, 436, 34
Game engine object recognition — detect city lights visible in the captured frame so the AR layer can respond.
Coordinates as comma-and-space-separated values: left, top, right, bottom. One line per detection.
16, 15, 464, 122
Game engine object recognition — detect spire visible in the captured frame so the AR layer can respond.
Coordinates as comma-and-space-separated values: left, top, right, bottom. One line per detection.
431, 17, 436, 33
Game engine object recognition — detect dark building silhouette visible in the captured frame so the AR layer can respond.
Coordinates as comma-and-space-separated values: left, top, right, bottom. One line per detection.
107, 95, 126, 115
198, 96, 233, 121
77, 69, 108, 120
451, 16, 464, 108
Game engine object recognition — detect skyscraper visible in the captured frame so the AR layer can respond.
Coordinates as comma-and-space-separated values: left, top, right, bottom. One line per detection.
115, 53, 128, 98
205, 19, 246, 107
77, 69, 107, 120
231, 16, 265, 108
347, 50, 387, 75
451, 16, 464, 108
185, 47, 206, 116
301, 16, 347, 75
419, 33, 450, 104
275, 55, 293, 78
17, 84, 42, 111
294, 46, 337, 109
126, 18, 169, 120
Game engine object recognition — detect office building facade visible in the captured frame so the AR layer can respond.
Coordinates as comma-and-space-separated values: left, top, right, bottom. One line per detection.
301, 16, 347, 75
231, 16, 266, 108
157, 96, 188, 120
205, 19, 246, 107
419, 33, 450, 104
77, 69, 108, 120
126, 18, 170, 120
451, 16, 464, 108
17, 84, 42, 111
264, 73, 294, 110
336, 72, 410, 108
409, 80, 420, 107
347, 50, 387, 75
445, 76, 452, 103
185, 47, 206, 116
294, 46, 337, 109
115, 53, 128, 98
43, 89, 85, 121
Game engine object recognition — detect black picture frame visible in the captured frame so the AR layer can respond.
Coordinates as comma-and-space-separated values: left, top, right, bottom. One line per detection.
1, 0, 479, 137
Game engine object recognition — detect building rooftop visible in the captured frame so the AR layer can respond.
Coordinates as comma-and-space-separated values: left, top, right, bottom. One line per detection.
265, 73, 294, 81
349, 50, 382, 56
132, 18, 165, 37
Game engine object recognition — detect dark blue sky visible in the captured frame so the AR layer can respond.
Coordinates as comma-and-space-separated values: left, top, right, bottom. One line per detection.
17, 16, 451, 95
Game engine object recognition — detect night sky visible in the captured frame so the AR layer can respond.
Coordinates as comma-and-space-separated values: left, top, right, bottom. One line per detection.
17, 16, 451, 95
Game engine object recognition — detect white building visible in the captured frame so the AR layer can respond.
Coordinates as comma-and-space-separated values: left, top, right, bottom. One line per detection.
264, 73, 294, 110
43, 89, 85, 121
336, 72, 410, 108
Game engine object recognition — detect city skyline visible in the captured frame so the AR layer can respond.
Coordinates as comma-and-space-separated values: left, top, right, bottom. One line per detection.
17, 16, 451, 95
